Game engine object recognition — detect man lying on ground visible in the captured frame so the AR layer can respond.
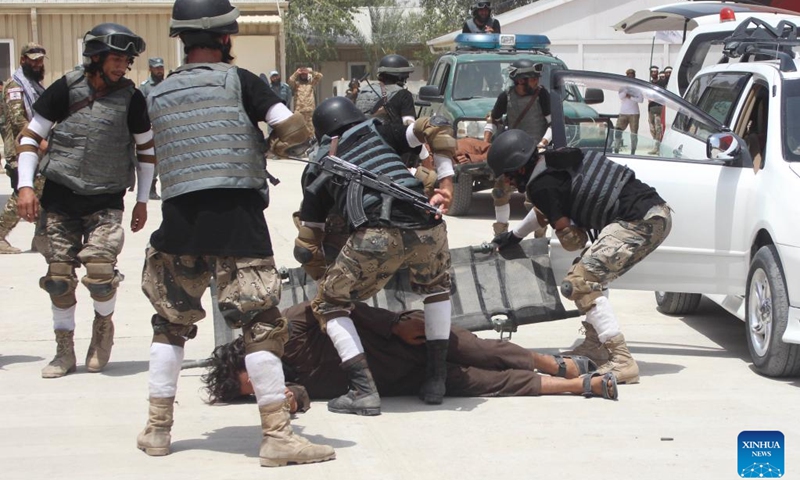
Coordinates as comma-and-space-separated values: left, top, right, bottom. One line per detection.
202, 301, 617, 409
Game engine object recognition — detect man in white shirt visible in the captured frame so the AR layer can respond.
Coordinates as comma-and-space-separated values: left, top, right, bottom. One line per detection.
614, 69, 643, 155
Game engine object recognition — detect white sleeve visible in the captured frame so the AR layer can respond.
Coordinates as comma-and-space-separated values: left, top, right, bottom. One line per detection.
511, 208, 545, 238
405, 124, 423, 148
25, 114, 54, 138
135, 163, 155, 203
433, 154, 454, 179
134, 130, 155, 155
484, 122, 497, 134
419, 144, 430, 160
266, 102, 293, 125
17, 152, 39, 189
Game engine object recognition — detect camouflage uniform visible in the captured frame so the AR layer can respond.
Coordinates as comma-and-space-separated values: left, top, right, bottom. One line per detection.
288, 70, 323, 138
0, 73, 45, 253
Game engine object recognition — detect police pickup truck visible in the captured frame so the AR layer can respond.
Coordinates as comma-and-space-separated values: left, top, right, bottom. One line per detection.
416, 33, 598, 215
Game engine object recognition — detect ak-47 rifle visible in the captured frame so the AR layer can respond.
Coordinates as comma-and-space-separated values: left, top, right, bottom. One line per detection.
304, 153, 441, 228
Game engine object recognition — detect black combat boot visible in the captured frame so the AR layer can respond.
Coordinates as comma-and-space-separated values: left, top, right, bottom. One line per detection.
327, 354, 381, 416
419, 339, 449, 405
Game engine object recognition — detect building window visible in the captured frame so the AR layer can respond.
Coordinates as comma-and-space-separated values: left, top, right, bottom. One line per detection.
348, 62, 368, 81
0, 39, 14, 83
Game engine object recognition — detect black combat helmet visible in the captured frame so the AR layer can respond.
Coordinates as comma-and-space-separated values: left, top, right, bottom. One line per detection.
508, 59, 543, 80
472, 1, 492, 17
83, 23, 146, 58
487, 130, 538, 177
313, 97, 368, 141
170, 0, 240, 37
377, 54, 415, 81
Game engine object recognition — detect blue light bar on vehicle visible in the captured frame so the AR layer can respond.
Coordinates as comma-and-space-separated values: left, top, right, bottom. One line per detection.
454, 33, 551, 50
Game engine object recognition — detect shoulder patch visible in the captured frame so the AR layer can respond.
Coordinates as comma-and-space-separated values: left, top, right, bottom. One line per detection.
6, 88, 23, 101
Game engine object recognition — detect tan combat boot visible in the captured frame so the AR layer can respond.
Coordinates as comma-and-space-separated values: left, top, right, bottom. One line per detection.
41, 330, 77, 378
0, 238, 21, 254
492, 222, 509, 236
86, 312, 114, 372
562, 321, 610, 366
258, 401, 336, 467
595, 333, 640, 384
137, 397, 175, 456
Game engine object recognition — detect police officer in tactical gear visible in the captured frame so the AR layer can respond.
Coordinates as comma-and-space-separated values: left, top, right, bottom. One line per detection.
16, 23, 152, 380
484, 59, 551, 236
487, 129, 673, 385
463, 1, 501, 33
356, 54, 416, 126
297, 96, 457, 415
135, 0, 334, 468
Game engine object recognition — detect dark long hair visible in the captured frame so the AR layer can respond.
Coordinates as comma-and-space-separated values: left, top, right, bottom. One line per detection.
201, 336, 246, 404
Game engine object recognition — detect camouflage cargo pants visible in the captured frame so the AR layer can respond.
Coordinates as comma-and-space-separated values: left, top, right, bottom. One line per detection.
141, 247, 282, 329
34, 208, 125, 304
565, 203, 672, 312
297, 108, 315, 140
312, 222, 452, 322
0, 175, 45, 238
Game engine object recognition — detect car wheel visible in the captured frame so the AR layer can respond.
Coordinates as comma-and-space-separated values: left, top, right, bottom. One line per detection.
746, 245, 800, 377
654, 291, 702, 315
447, 172, 473, 216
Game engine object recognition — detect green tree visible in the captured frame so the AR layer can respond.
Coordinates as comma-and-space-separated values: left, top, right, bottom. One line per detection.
351, 5, 425, 74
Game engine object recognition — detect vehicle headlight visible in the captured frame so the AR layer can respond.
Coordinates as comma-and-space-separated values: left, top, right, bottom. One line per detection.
456, 120, 487, 139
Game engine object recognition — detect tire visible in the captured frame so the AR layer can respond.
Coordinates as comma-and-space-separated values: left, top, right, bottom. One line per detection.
447, 172, 473, 216
654, 291, 702, 315
745, 245, 800, 377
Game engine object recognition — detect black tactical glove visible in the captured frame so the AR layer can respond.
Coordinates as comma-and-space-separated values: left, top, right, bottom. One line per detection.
492, 231, 523, 251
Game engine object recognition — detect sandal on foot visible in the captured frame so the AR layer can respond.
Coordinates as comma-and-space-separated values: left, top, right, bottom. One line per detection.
582, 372, 618, 400
553, 355, 597, 378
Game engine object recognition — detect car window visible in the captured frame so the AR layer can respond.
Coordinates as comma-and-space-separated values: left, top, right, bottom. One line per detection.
682, 72, 750, 126
783, 78, 800, 162
431, 62, 449, 95
552, 71, 724, 161
452, 61, 509, 100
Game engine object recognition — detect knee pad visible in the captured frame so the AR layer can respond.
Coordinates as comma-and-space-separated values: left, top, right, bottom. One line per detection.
39, 262, 78, 304
242, 309, 289, 357
151, 314, 197, 347
81, 262, 123, 301
560, 262, 604, 313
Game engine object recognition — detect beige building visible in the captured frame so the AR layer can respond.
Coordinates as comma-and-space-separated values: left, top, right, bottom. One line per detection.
0, 0, 287, 87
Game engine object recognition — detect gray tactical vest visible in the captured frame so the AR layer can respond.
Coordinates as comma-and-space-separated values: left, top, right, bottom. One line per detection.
40, 70, 135, 195
507, 87, 548, 142
147, 63, 267, 202
355, 83, 402, 121
465, 18, 484, 33
313, 119, 423, 229
528, 149, 633, 231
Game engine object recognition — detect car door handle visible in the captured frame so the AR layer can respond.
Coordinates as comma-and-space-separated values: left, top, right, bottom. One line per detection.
672, 144, 683, 159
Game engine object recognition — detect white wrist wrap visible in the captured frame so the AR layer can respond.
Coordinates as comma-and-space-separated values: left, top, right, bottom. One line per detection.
17, 152, 39, 189
434, 154, 454, 179
136, 162, 155, 203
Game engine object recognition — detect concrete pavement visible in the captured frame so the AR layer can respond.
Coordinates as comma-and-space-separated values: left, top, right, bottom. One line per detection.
1, 160, 797, 480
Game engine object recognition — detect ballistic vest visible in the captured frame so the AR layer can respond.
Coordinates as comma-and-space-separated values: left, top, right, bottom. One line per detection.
40, 70, 135, 194
355, 83, 402, 121
312, 119, 423, 229
147, 63, 267, 202
528, 149, 633, 231
507, 87, 548, 142
465, 18, 489, 33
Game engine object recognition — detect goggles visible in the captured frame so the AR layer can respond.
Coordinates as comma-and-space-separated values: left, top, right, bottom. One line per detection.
85, 32, 146, 55
509, 63, 543, 78
475, 2, 491, 9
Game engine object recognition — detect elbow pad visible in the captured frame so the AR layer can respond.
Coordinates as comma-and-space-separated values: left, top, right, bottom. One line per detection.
556, 226, 588, 252
413, 116, 457, 158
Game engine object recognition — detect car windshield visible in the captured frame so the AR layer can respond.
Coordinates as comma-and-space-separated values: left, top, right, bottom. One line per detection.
452, 59, 559, 100
783, 79, 800, 162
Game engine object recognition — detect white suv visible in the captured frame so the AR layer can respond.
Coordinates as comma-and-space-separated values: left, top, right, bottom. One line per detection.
545, 19, 800, 377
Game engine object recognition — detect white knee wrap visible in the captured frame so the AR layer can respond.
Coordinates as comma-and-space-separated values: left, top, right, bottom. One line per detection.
585, 296, 621, 343
423, 300, 451, 340
148, 343, 184, 398
326, 316, 364, 362
245, 350, 286, 406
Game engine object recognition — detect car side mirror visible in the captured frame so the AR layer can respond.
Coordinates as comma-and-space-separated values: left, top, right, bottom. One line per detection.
418, 85, 443, 102
584, 88, 604, 104
706, 132, 751, 166
415, 99, 432, 107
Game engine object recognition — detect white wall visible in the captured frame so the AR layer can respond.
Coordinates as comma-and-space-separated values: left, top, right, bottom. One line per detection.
232, 35, 277, 77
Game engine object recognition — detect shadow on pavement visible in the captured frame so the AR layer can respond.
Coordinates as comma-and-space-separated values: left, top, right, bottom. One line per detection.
171, 424, 353, 457
378, 395, 486, 413
0, 354, 44, 369
101, 360, 150, 376
674, 297, 750, 362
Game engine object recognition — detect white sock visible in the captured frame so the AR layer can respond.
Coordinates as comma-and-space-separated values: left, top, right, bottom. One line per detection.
585, 296, 621, 343
326, 316, 364, 362
148, 343, 184, 398
423, 299, 451, 340
94, 293, 116, 316
495, 204, 511, 224
245, 350, 286, 407
52, 304, 76, 331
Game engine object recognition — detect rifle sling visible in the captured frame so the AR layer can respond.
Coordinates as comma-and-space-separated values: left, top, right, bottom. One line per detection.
511, 89, 541, 130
